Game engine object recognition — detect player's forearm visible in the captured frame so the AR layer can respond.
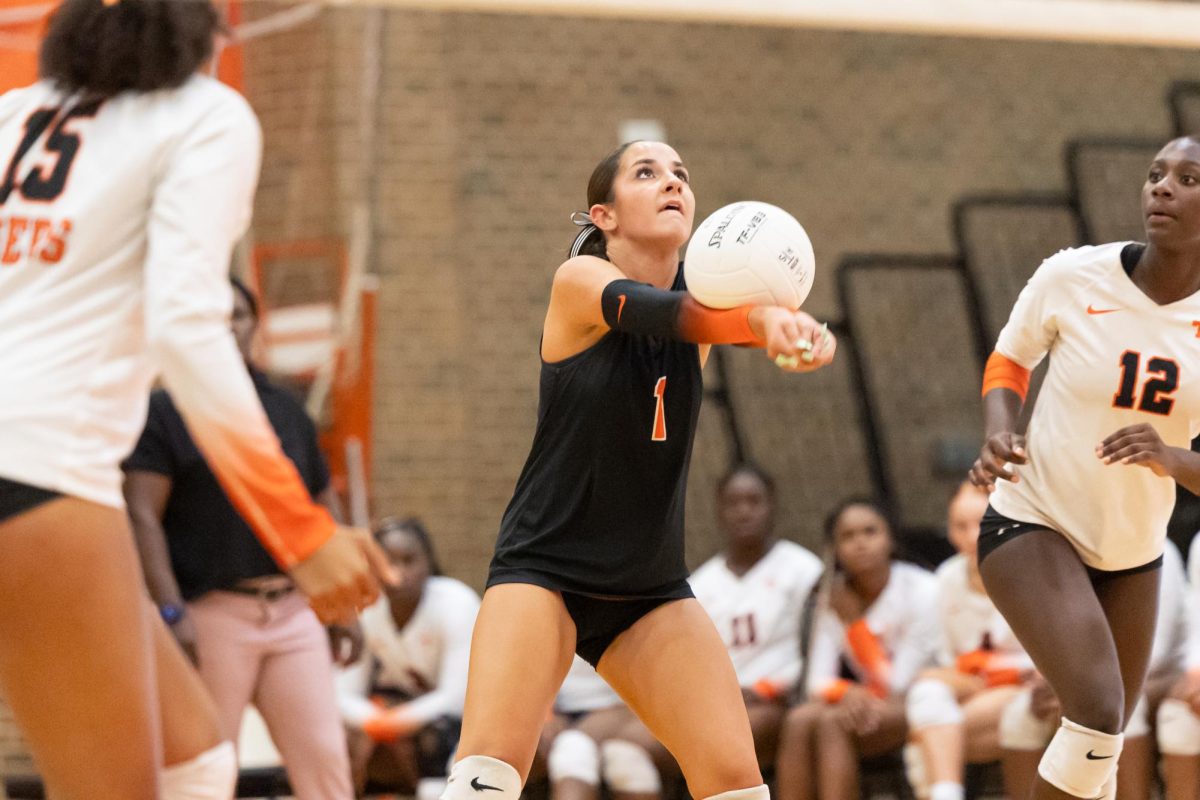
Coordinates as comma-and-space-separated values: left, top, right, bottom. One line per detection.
600, 279, 762, 345
127, 510, 185, 606
1166, 448, 1200, 495
982, 388, 1023, 439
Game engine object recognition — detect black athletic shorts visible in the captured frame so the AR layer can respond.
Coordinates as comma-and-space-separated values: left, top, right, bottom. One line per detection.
0, 476, 62, 525
488, 572, 694, 667
977, 505, 1163, 585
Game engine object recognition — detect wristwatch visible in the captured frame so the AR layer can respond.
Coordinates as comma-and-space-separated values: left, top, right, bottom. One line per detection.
159, 603, 186, 626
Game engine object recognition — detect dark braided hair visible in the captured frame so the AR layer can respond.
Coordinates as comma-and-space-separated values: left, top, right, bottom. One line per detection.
40, 0, 224, 99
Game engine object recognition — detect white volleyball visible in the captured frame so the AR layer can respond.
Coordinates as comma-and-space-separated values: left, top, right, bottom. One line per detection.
683, 201, 815, 310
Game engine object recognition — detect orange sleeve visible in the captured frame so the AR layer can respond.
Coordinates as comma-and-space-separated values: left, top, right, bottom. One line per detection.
846, 619, 892, 698
677, 297, 764, 347
956, 649, 990, 676
982, 351, 1030, 401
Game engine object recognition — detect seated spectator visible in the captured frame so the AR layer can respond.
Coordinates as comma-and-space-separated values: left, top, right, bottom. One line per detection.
775, 498, 938, 800
597, 464, 824, 800
1000, 540, 1188, 800
123, 276, 355, 800
539, 656, 636, 800
1152, 534, 1200, 800
337, 517, 480, 799
904, 482, 1033, 800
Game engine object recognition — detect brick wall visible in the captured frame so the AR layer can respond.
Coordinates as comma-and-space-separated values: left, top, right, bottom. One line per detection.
239, 5, 1200, 587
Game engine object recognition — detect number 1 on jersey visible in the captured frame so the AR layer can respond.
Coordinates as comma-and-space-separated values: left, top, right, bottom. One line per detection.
652, 376, 667, 442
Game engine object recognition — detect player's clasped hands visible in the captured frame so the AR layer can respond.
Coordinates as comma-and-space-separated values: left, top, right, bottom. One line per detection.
758, 307, 836, 372
290, 524, 400, 625
969, 432, 1027, 492
1096, 423, 1177, 477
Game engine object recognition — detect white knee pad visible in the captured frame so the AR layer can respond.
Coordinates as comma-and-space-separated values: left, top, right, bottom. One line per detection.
549, 729, 600, 786
601, 739, 662, 794
161, 741, 237, 800
418, 778, 449, 800
1124, 696, 1150, 739
1037, 717, 1123, 799
902, 742, 930, 800
1000, 688, 1056, 751
1158, 699, 1200, 756
444, 755, 522, 800
703, 785, 770, 800
906, 679, 965, 731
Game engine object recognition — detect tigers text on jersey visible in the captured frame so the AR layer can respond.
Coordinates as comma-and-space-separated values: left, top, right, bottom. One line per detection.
690, 540, 823, 695
337, 576, 481, 727
934, 554, 1031, 673
0, 76, 333, 566
991, 243, 1200, 570
805, 561, 939, 699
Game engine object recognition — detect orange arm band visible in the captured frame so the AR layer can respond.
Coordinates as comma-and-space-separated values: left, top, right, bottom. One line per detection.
982, 351, 1030, 401
984, 667, 1023, 688
752, 678, 784, 702
820, 678, 852, 703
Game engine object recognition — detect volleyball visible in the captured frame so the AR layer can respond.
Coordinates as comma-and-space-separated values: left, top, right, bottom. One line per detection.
683, 201, 815, 310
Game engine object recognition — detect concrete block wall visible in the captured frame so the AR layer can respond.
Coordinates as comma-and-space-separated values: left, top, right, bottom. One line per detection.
239, 5, 1200, 585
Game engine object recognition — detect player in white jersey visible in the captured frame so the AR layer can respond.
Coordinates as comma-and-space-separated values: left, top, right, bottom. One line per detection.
998, 541, 1187, 800
596, 465, 824, 800
970, 135, 1200, 800
338, 519, 480, 797
0, 2, 392, 797
904, 483, 1033, 800
776, 498, 939, 800
540, 656, 634, 800
1156, 534, 1200, 800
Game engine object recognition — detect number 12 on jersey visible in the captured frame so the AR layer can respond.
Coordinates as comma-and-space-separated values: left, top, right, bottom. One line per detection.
1112, 350, 1179, 416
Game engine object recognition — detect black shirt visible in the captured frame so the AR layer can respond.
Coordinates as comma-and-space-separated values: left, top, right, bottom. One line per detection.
123, 370, 330, 600
489, 267, 703, 598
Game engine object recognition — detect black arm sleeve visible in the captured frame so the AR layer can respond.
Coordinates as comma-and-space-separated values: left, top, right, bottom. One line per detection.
600, 279, 684, 338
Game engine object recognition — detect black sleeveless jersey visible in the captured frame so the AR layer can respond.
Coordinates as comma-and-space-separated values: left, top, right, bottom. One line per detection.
488, 267, 703, 598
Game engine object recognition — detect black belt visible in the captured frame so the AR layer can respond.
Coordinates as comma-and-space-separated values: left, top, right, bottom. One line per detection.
226, 583, 296, 602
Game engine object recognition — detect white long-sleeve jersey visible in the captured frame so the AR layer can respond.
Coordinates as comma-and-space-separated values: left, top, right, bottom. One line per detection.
337, 576, 480, 727
805, 561, 939, 699
690, 539, 823, 695
0, 76, 334, 565
934, 554, 1031, 673
990, 244, 1200, 571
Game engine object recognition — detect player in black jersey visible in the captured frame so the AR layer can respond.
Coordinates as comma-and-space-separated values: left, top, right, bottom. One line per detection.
440, 141, 836, 800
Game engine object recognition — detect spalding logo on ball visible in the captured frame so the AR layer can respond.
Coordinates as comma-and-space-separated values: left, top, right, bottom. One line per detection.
684, 201, 815, 311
